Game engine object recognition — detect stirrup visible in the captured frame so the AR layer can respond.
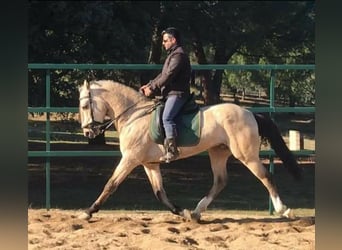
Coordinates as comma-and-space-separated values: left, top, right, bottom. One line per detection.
160, 138, 179, 163
159, 152, 178, 163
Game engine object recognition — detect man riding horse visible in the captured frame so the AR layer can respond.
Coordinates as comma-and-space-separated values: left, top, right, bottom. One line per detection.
140, 27, 191, 163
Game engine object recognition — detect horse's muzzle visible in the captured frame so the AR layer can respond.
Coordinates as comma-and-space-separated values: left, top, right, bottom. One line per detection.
82, 121, 109, 138
83, 128, 97, 139
83, 124, 101, 139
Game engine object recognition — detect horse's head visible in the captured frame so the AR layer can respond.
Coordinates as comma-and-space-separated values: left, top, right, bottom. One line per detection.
78, 80, 109, 139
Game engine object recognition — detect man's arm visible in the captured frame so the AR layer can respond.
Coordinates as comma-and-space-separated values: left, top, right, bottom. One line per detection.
150, 53, 183, 90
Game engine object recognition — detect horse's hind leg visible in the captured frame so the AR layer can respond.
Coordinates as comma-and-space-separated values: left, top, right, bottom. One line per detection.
143, 164, 190, 219
240, 158, 291, 217
192, 145, 230, 221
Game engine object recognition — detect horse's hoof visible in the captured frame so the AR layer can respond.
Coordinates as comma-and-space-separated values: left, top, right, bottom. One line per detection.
78, 212, 91, 221
182, 209, 192, 221
182, 209, 201, 222
282, 208, 296, 219
191, 212, 201, 222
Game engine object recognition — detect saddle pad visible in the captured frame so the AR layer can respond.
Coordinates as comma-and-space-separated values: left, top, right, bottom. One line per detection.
149, 104, 201, 146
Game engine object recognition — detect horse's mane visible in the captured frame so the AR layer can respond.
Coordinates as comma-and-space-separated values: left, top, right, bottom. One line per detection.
88, 80, 150, 105
89, 80, 134, 93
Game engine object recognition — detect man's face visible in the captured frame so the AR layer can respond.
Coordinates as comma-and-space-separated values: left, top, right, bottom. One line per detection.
162, 34, 176, 50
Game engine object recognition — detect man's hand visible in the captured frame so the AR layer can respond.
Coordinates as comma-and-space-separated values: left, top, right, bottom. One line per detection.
139, 84, 153, 97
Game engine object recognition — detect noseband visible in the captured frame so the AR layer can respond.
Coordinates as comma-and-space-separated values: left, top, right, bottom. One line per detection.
79, 91, 112, 134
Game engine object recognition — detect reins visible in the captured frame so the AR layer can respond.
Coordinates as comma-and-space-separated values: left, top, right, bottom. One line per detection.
81, 89, 161, 134
98, 101, 160, 134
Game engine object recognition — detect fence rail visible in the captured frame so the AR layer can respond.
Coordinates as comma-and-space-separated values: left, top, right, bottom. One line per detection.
28, 63, 315, 213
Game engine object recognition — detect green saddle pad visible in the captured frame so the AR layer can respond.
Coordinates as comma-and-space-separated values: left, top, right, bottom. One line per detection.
149, 104, 201, 146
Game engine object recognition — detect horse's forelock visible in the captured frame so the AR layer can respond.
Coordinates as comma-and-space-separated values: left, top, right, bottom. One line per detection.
79, 84, 89, 99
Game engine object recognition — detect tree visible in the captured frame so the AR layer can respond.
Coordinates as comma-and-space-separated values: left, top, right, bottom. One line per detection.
29, 1, 315, 107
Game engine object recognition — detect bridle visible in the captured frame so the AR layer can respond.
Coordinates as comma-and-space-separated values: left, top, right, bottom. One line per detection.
80, 88, 159, 135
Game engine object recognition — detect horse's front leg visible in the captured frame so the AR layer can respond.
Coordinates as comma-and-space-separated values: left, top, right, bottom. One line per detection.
79, 156, 137, 220
191, 147, 230, 222
143, 164, 192, 220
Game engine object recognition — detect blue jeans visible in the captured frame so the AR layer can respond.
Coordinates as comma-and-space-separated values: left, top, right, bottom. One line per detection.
162, 95, 187, 139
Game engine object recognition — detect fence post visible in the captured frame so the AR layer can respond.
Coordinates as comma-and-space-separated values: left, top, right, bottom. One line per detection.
268, 70, 275, 214
269, 155, 274, 215
289, 130, 303, 150
45, 69, 51, 210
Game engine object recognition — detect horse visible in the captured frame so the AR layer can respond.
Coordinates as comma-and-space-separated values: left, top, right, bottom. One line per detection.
78, 79, 302, 221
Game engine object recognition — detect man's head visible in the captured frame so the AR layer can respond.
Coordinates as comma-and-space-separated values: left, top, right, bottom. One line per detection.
161, 27, 181, 51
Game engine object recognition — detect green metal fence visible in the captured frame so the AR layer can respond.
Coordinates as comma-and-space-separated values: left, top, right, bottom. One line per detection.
28, 63, 315, 213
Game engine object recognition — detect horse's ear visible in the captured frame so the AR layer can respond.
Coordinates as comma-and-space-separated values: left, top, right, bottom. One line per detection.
83, 80, 90, 90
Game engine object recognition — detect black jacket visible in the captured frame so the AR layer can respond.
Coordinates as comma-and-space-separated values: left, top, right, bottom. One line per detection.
148, 45, 191, 98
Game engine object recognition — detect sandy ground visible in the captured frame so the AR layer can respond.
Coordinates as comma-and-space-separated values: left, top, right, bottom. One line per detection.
28, 209, 315, 250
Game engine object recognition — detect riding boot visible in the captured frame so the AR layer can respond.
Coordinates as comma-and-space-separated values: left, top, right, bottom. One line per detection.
159, 137, 179, 163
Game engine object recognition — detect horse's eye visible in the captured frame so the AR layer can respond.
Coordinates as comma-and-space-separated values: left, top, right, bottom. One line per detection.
81, 104, 89, 110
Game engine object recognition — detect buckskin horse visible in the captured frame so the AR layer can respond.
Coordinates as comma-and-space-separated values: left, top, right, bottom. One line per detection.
78, 80, 302, 221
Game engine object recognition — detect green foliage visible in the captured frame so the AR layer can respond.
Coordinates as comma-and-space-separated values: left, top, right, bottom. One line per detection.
274, 70, 315, 106
28, 1, 315, 107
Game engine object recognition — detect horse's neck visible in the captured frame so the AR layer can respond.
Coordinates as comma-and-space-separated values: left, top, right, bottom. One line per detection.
113, 98, 153, 133
100, 82, 152, 132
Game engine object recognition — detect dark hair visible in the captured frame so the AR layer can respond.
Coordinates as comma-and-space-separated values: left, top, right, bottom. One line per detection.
161, 27, 181, 43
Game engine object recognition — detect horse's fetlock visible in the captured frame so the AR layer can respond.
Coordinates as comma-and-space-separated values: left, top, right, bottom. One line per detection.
170, 205, 183, 216
282, 208, 296, 219
88, 203, 100, 214
191, 211, 201, 222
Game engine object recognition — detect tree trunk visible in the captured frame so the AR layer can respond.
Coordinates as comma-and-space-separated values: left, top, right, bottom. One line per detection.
148, 23, 162, 64
192, 40, 216, 105
212, 38, 239, 104
210, 36, 228, 104
141, 5, 164, 85
289, 94, 296, 116
211, 70, 223, 104
192, 28, 239, 105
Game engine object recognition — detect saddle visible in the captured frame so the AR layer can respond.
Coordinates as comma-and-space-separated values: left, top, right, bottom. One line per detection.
149, 94, 201, 146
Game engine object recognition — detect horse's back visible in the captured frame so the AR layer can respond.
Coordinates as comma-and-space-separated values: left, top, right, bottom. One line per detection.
201, 102, 258, 140
201, 102, 254, 121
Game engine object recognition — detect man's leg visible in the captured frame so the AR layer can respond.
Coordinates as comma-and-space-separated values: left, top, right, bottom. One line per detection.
160, 95, 187, 162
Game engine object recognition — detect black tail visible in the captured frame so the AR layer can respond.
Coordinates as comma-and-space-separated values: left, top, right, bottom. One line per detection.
253, 113, 303, 181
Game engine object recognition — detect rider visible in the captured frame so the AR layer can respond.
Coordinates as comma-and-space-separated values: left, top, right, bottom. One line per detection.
140, 27, 191, 163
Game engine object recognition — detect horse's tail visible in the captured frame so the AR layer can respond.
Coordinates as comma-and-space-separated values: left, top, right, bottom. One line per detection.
253, 113, 303, 181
